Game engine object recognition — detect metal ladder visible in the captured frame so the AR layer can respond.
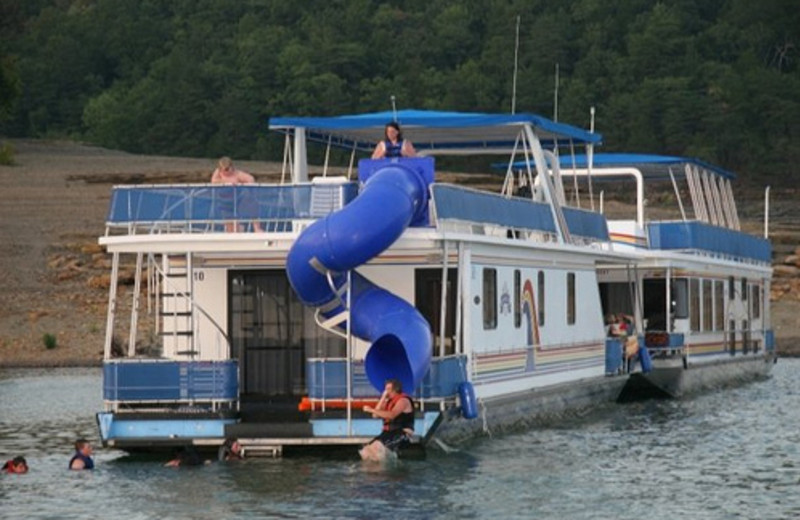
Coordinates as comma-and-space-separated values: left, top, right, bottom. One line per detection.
159, 253, 197, 358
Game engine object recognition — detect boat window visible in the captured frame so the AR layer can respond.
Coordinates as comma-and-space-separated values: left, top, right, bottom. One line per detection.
514, 270, 521, 329
714, 281, 724, 331
751, 284, 761, 320
702, 279, 712, 332
671, 278, 688, 320
741, 277, 748, 301
567, 272, 576, 325
690, 278, 700, 331
483, 268, 497, 330
537, 271, 545, 327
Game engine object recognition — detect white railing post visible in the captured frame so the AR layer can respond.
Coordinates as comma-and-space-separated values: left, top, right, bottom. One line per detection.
128, 252, 143, 357
104, 252, 120, 359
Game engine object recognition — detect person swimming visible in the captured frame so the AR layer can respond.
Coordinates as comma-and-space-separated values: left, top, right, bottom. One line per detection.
3, 456, 28, 474
165, 446, 207, 467
68, 439, 94, 470
218, 438, 243, 461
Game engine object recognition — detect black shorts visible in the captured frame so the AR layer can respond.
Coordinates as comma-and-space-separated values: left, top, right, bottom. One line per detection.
373, 429, 411, 452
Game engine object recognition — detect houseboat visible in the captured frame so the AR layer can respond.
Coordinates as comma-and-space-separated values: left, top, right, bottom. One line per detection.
548, 153, 776, 398
95, 110, 715, 456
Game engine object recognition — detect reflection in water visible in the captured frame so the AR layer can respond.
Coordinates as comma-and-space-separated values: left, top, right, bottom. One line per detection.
2, 363, 800, 519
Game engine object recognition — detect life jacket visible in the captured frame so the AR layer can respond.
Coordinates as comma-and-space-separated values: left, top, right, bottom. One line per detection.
382, 393, 415, 432
69, 452, 94, 470
384, 139, 404, 158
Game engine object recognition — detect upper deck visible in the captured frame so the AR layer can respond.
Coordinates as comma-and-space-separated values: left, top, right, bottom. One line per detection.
102, 178, 613, 254
514, 153, 772, 266
103, 109, 613, 254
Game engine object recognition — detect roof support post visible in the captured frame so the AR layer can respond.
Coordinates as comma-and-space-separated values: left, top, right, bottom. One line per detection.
523, 124, 569, 244
293, 128, 308, 183
668, 167, 687, 221
701, 169, 719, 226
128, 252, 143, 357
724, 179, 741, 231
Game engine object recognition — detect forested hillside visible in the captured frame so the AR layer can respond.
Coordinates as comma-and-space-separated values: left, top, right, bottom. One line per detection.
0, 0, 798, 182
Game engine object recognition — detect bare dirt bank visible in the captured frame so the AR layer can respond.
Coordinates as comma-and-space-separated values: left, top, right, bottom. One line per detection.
0, 139, 797, 366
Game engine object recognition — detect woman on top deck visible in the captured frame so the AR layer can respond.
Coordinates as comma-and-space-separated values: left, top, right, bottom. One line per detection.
371, 122, 416, 159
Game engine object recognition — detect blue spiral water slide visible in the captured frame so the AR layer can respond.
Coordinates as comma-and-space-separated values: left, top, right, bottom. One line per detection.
286, 161, 432, 393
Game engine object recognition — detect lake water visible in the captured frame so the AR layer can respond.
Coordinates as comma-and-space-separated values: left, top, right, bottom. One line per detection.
1, 361, 799, 519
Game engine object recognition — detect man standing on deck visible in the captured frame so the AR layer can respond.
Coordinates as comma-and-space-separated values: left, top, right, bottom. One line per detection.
210, 157, 263, 232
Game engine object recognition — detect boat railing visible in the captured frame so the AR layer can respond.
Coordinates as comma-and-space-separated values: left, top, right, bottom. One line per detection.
102, 358, 238, 412
605, 336, 650, 374
305, 355, 468, 406
105, 182, 359, 235
643, 332, 686, 358
646, 220, 771, 264
430, 184, 609, 244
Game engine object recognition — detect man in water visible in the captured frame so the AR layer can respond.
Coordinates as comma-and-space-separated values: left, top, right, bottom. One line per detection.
359, 378, 415, 461
3, 456, 28, 474
69, 439, 94, 470
218, 438, 243, 461
164, 446, 207, 467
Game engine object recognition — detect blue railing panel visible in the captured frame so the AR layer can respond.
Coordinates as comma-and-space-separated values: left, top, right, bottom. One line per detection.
107, 184, 359, 225
563, 207, 610, 241
647, 221, 771, 263
432, 185, 556, 233
417, 356, 469, 398
305, 360, 377, 399
103, 360, 238, 401
306, 356, 468, 399
765, 329, 775, 352
605, 339, 623, 374
432, 184, 609, 241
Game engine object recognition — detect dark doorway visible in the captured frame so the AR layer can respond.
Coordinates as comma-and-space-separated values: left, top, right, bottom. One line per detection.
229, 270, 345, 399
599, 281, 636, 318
643, 279, 668, 331
415, 268, 458, 356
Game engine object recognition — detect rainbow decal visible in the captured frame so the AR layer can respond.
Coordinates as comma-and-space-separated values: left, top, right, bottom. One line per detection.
610, 232, 648, 248
521, 280, 540, 371
687, 341, 728, 356
474, 342, 605, 382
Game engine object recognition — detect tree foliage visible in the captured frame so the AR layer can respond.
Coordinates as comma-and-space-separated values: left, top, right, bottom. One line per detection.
0, 0, 798, 182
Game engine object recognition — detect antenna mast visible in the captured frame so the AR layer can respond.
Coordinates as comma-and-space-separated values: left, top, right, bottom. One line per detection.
554, 63, 559, 122
511, 15, 520, 114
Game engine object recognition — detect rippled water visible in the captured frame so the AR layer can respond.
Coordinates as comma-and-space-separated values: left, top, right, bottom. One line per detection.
2, 362, 799, 519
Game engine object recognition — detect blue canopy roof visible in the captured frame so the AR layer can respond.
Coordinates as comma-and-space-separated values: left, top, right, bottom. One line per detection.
555, 153, 736, 180
269, 109, 601, 154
